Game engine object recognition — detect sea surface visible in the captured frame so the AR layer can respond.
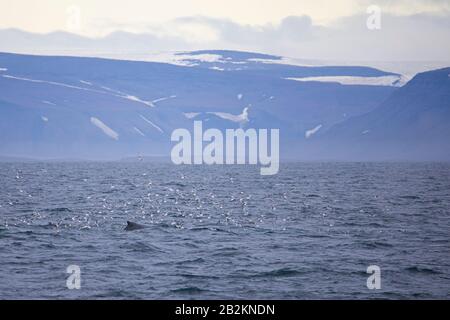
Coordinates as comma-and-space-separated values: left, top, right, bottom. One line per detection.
0, 162, 449, 299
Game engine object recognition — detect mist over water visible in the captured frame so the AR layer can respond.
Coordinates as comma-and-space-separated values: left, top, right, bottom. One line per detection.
0, 162, 449, 299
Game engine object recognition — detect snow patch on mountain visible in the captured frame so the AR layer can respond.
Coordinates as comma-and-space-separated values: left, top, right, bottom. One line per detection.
183, 112, 200, 119
305, 125, 322, 138
286, 75, 408, 87
139, 114, 164, 133
3, 74, 156, 107
99, 85, 126, 95
133, 127, 146, 137
180, 53, 223, 63
125, 95, 155, 107
98, 85, 155, 107
148, 53, 225, 67
3, 74, 97, 90
248, 57, 314, 67
209, 66, 225, 71
90, 117, 119, 140
208, 107, 249, 124
79, 80, 92, 85
152, 95, 177, 104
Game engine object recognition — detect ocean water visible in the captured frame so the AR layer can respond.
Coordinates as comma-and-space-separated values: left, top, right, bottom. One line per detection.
0, 162, 449, 299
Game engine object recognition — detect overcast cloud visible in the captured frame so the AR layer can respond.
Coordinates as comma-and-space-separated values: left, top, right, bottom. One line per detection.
0, 0, 449, 64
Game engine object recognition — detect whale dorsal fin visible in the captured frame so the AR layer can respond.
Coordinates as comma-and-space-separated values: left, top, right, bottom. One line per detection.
125, 221, 145, 231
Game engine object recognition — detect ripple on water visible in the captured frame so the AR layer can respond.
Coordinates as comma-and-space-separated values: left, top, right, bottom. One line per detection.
252, 267, 306, 278
405, 266, 442, 275
170, 286, 208, 294
120, 241, 165, 253
46, 207, 72, 213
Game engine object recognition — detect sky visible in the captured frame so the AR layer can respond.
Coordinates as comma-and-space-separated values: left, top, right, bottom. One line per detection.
1, 0, 449, 35
0, 0, 449, 63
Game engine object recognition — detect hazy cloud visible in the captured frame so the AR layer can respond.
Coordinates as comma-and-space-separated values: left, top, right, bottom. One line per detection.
1, 12, 449, 63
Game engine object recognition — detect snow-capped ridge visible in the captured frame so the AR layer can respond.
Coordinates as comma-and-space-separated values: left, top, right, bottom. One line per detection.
286, 75, 409, 87
90, 117, 119, 140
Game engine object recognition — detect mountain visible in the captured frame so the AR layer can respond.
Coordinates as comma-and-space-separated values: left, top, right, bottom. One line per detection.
0, 50, 399, 159
0, 28, 190, 56
313, 67, 450, 160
